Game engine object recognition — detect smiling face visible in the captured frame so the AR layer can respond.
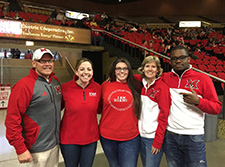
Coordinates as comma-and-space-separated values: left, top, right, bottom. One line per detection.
32, 53, 54, 79
115, 62, 129, 83
170, 49, 190, 74
75, 61, 93, 86
143, 61, 158, 83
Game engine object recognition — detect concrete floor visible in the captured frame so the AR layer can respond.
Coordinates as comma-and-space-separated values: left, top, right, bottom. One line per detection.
1, 109, 225, 167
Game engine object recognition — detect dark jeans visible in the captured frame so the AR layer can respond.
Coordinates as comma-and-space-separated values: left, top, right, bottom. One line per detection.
140, 137, 163, 167
100, 135, 140, 167
60, 142, 97, 167
164, 131, 207, 167
92, 36, 104, 46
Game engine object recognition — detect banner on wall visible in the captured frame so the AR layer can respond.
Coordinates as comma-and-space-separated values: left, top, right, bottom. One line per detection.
0, 19, 91, 44
0, 85, 11, 109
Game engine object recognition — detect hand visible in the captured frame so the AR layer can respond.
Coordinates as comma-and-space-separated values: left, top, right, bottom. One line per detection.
151, 146, 160, 155
180, 86, 200, 105
18, 150, 33, 164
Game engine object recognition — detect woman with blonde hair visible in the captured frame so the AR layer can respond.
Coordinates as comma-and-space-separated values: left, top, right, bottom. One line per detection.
135, 55, 171, 167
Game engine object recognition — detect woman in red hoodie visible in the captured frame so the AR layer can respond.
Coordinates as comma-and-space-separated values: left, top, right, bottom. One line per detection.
60, 58, 101, 167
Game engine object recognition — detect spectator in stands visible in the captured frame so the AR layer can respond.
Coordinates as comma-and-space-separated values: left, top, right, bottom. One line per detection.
1, 3, 9, 15
135, 56, 170, 167
51, 8, 60, 20
167, 42, 177, 54
104, 23, 111, 32
28, 17, 34, 22
91, 25, 104, 46
162, 45, 222, 167
45, 17, 54, 24
101, 12, 108, 22
61, 19, 68, 26
14, 48, 21, 59
70, 20, 78, 27
1, 10, 11, 19
90, 18, 98, 27
110, 25, 119, 34
137, 26, 144, 34
83, 17, 90, 28
99, 58, 141, 167
25, 50, 32, 59
4, 50, 7, 58
158, 43, 167, 55
122, 23, 129, 32
5, 48, 62, 166
14, 11, 23, 20
148, 41, 154, 51
60, 58, 101, 167
130, 26, 137, 32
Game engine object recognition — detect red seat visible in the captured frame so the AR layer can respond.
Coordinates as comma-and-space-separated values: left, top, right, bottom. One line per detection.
198, 64, 208, 72
215, 65, 224, 72
217, 72, 225, 80
210, 60, 217, 65
205, 46, 212, 51
210, 56, 218, 61
202, 59, 210, 65
204, 55, 211, 60
195, 59, 203, 65
190, 59, 196, 65
201, 39, 208, 46
189, 40, 196, 46
207, 65, 216, 72
217, 59, 223, 65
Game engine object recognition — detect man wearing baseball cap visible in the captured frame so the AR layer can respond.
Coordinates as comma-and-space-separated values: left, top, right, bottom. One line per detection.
5, 48, 62, 167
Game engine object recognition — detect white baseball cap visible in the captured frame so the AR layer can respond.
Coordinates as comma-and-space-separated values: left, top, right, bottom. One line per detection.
32, 48, 54, 60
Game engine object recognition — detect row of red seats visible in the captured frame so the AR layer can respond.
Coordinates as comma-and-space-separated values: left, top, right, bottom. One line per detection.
193, 64, 225, 73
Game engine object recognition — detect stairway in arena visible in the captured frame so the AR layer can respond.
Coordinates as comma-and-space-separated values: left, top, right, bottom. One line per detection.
0, 58, 72, 87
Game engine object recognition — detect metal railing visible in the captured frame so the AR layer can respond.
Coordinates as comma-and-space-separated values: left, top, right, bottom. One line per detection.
93, 29, 225, 118
57, 52, 75, 78
64, 57, 75, 78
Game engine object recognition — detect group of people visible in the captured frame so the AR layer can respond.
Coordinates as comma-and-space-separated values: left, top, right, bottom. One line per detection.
5, 45, 222, 167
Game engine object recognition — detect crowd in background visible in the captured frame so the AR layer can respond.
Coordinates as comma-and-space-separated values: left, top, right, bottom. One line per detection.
1, 1, 225, 58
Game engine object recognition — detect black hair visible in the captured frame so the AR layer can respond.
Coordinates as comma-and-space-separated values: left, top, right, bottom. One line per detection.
170, 45, 189, 56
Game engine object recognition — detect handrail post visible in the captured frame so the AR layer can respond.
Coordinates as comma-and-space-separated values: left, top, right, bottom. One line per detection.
1, 57, 3, 84
223, 87, 225, 119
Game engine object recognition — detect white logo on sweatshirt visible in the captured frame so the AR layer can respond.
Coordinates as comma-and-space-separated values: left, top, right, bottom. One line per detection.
114, 96, 128, 102
89, 92, 97, 96
108, 89, 133, 111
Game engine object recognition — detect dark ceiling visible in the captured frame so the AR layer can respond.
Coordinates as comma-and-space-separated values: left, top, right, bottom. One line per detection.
23, 0, 225, 17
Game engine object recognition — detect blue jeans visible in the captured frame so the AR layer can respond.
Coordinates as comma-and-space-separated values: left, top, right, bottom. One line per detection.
100, 135, 140, 167
140, 137, 163, 167
164, 131, 207, 167
60, 142, 97, 167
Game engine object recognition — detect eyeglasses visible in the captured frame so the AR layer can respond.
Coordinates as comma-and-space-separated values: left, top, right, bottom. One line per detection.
170, 55, 189, 62
115, 67, 129, 72
35, 59, 55, 64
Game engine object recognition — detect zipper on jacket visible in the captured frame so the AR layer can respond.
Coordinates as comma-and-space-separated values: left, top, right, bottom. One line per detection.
83, 88, 86, 101
172, 66, 191, 88
45, 85, 53, 103
49, 83, 59, 145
